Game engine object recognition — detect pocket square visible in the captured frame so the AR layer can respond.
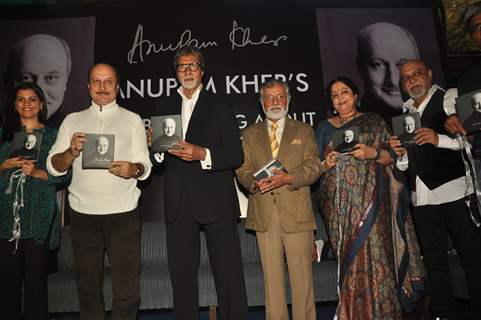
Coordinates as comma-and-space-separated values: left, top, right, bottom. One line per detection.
290, 138, 302, 144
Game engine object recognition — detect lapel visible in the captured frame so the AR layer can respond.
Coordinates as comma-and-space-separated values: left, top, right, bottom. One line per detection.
173, 94, 183, 114
277, 118, 295, 161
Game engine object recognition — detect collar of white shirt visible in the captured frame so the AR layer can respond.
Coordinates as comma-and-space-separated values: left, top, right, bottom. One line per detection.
177, 84, 203, 106
403, 84, 444, 116
90, 100, 119, 114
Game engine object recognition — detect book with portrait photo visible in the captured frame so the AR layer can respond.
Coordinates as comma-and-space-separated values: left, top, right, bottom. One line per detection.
151, 114, 183, 153
9, 131, 43, 161
253, 159, 287, 181
82, 133, 115, 169
392, 112, 420, 147
332, 127, 361, 153
456, 89, 481, 135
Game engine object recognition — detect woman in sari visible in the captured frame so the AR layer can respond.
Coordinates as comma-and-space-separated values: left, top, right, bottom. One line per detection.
316, 76, 425, 319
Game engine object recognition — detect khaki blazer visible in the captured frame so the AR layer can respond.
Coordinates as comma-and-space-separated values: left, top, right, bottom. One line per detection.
236, 118, 323, 233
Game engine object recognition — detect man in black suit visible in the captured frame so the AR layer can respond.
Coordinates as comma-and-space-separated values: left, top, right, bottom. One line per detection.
151, 46, 248, 319
390, 60, 481, 319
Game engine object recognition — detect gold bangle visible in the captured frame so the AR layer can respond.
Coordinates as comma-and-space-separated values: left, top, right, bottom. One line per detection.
372, 147, 382, 161
321, 160, 327, 170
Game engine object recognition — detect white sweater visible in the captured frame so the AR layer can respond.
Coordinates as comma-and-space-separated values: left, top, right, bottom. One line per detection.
47, 100, 152, 214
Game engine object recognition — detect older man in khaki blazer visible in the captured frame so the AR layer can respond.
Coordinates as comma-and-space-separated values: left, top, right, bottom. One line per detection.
236, 80, 325, 320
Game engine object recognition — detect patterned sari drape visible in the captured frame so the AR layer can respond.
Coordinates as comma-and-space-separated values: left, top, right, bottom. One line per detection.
319, 113, 425, 320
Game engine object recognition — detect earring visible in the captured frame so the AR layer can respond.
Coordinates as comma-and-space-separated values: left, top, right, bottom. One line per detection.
355, 98, 361, 109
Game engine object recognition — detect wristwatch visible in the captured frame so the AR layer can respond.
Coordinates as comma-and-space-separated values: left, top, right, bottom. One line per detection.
134, 164, 143, 178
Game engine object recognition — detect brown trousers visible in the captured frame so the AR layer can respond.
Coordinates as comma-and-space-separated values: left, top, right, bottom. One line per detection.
256, 207, 316, 320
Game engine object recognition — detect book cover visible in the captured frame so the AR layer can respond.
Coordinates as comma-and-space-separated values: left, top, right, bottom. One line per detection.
332, 126, 361, 153
392, 112, 420, 147
9, 131, 43, 161
151, 114, 183, 152
82, 133, 115, 169
456, 89, 481, 135
253, 159, 286, 181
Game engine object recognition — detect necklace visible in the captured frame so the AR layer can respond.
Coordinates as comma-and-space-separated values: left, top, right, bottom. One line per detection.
339, 111, 359, 125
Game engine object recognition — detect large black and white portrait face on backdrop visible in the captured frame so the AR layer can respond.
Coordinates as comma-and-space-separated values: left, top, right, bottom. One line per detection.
0, 17, 95, 127
316, 8, 444, 124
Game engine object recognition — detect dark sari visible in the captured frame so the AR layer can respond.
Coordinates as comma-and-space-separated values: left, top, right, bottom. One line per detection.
316, 113, 425, 319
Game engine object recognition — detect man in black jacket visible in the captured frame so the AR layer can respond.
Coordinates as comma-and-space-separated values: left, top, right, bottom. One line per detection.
151, 46, 247, 320
390, 60, 481, 319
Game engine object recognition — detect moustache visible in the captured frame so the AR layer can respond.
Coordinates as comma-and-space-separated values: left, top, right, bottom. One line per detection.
96, 91, 111, 95
269, 106, 284, 112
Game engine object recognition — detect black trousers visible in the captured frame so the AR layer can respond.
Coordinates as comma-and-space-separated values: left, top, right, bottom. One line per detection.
166, 207, 248, 320
70, 207, 141, 320
413, 198, 481, 319
0, 238, 50, 320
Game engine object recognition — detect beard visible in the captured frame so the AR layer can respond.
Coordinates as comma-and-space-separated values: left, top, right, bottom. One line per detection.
264, 104, 289, 121
180, 77, 198, 90
408, 85, 427, 100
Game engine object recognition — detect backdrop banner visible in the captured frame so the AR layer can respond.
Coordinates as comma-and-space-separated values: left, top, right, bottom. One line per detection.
0, 3, 441, 220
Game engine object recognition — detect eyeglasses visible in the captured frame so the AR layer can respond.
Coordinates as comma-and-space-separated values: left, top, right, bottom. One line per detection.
330, 88, 351, 100
400, 69, 426, 83
16, 96, 39, 104
469, 23, 481, 34
176, 63, 201, 72
263, 94, 288, 103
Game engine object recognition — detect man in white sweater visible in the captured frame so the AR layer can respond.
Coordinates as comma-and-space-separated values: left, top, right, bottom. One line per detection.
47, 63, 151, 320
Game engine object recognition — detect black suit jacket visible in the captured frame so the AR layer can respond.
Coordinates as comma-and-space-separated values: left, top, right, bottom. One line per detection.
153, 89, 243, 224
